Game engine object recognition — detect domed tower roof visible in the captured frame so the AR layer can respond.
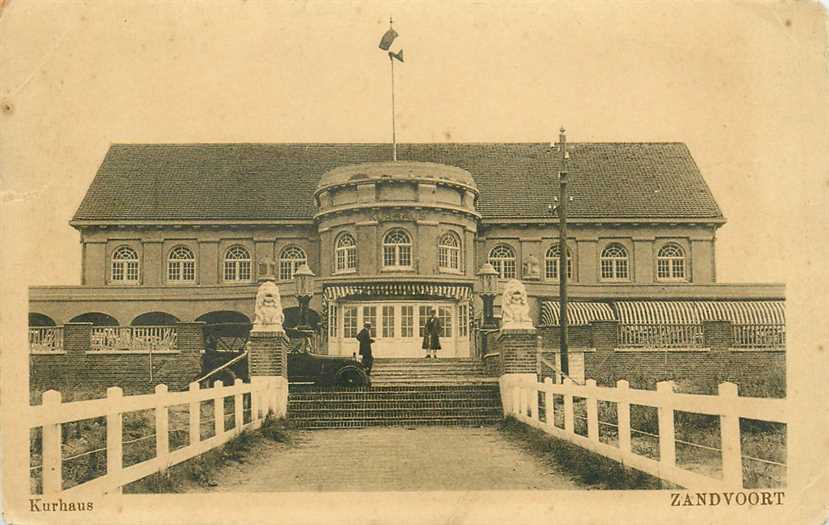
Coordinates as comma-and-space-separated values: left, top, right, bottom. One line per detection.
316, 161, 478, 193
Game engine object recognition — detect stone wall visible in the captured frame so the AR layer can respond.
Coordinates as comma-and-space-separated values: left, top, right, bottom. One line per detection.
30, 322, 204, 400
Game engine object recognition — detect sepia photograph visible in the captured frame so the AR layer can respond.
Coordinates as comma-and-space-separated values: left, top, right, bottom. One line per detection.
2, 1, 828, 524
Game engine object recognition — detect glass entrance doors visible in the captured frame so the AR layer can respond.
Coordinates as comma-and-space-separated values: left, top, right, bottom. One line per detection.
329, 300, 470, 358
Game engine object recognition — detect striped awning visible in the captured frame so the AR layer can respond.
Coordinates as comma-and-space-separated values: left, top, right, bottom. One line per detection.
696, 301, 785, 325
323, 283, 472, 302
616, 301, 701, 325
540, 301, 616, 327
615, 300, 785, 326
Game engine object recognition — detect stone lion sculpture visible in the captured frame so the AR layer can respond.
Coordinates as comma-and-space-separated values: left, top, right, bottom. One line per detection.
501, 279, 534, 330
253, 280, 285, 332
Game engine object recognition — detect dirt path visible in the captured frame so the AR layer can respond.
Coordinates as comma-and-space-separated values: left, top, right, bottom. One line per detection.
183, 426, 585, 492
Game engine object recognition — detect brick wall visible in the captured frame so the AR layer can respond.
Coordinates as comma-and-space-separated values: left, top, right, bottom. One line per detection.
248, 330, 289, 378
534, 320, 786, 397
495, 329, 538, 374
30, 322, 204, 400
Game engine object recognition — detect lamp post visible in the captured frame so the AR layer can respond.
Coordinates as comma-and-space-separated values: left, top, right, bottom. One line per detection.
294, 263, 315, 331
478, 262, 499, 330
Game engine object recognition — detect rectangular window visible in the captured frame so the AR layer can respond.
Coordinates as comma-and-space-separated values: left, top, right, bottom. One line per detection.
458, 303, 468, 338
224, 261, 235, 281
601, 260, 614, 279
279, 261, 293, 281
401, 305, 414, 337
182, 261, 195, 281
112, 264, 124, 282
672, 259, 685, 279
657, 259, 670, 279
546, 259, 559, 279
126, 261, 139, 282
343, 306, 358, 338
363, 306, 377, 337
382, 305, 395, 338
418, 305, 433, 337
329, 304, 338, 337
383, 246, 395, 267
617, 260, 628, 279
498, 260, 516, 279
438, 306, 453, 338
347, 249, 357, 270
438, 247, 449, 269
450, 249, 459, 270
238, 261, 251, 281
399, 246, 411, 266
168, 263, 181, 282
336, 250, 346, 272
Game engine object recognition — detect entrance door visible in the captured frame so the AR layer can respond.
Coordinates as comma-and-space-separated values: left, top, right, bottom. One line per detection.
328, 300, 469, 358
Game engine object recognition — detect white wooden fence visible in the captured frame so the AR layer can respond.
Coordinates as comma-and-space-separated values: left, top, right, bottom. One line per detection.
29, 377, 285, 497
502, 375, 787, 489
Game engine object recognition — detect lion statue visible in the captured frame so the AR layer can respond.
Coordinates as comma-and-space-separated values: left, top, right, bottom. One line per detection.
252, 280, 285, 332
501, 279, 534, 330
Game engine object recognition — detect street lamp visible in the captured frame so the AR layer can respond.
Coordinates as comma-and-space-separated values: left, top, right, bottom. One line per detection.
294, 263, 315, 331
477, 262, 499, 330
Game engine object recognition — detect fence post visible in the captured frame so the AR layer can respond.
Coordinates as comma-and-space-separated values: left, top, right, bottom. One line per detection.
106, 386, 124, 494
529, 383, 539, 421
656, 381, 676, 468
41, 390, 63, 496
616, 380, 632, 454
188, 382, 200, 447
234, 378, 244, 433
154, 384, 170, 472
214, 381, 225, 437
512, 385, 520, 415
543, 378, 555, 427
718, 382, 743, 488
586, 379, 599, 442
563, 378, 575, 434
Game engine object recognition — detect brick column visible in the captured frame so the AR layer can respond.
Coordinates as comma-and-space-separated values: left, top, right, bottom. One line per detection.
175, 322, 205, 355
248, 329, 290, 418
171, 322, 205, 390
63, 322, 93, 355
496, 329, 538, 374
703, 320, 733, 351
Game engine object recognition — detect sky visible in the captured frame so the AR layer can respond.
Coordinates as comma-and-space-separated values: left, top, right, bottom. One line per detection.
1, 0, 828, 287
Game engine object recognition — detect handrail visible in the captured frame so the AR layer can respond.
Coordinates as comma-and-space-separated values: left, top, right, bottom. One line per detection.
195, 352, 248, 384
538, 356, 584, 386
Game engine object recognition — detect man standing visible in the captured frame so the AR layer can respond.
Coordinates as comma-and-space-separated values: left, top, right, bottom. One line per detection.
422, 310, 442, 359
356, 321, 374, 374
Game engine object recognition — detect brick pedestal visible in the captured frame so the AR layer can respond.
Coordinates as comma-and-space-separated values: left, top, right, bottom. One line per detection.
496, 328, 538, 374
247, 330, 289, 418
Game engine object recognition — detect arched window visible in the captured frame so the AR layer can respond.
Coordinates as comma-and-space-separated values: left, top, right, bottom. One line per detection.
335, 233, 357, 273
438, 232, 461, 271
383, 229, 412, 268
545, 244, 573, 280
168, 246, 195, 283
600, 244, 629, 280
657, 244, 686, 281
279, 246, 307, 281
111, 246, 139, 284
224, 246, 251, 282
489, 245, 516, 279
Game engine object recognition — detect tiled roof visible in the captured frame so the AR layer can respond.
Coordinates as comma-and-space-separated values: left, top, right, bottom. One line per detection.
71, 143, 724, 223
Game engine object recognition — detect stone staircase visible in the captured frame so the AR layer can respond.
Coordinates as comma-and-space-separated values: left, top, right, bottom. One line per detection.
288, 359, 502, 429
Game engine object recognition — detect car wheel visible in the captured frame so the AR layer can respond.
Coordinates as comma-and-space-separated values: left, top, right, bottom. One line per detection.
336, 366, 368, 387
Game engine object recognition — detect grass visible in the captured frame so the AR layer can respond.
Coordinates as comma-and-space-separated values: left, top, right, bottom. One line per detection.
498, 416, 667, 489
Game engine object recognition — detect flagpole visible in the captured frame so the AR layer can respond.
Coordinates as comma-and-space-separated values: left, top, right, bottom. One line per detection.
390, 52, 397, 162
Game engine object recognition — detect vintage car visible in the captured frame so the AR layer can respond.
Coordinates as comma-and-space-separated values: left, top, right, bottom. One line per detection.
287, 345, 370, 387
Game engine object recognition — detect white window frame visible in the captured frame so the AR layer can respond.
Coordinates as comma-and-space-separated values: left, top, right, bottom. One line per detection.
111, 246, 140, 284
383, 229, 413, 269
656, 244, 687, 281
438, 231, 462, 272
600, 243, 630, 281
488, 245, 516, 279
279, 246, 307, 281
334, 233, 358, 273
545, 244, 573, 281
167, 246, 196, 284
224, 245, 252, 283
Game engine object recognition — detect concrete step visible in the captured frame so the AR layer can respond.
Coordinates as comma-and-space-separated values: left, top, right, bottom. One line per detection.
289, 416, 502, 429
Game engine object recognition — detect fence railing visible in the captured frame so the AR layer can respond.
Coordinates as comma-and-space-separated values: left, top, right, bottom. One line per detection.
29, 378, 284, 497
502, 375, 787, 490
90, 326, 177, 352
618, 323, 704, 348
29, 327, 64, 353
732, 324, 785, 349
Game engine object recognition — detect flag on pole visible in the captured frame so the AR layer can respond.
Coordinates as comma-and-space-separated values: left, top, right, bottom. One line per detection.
379, 28, 398, 50
388, 49, 404, 62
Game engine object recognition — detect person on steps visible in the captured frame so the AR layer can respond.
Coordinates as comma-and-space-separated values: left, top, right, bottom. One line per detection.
356, 321, 374, 374
422, 310, 442, 359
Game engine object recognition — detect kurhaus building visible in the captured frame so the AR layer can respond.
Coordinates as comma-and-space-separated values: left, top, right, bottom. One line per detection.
29, 142, 784, 360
